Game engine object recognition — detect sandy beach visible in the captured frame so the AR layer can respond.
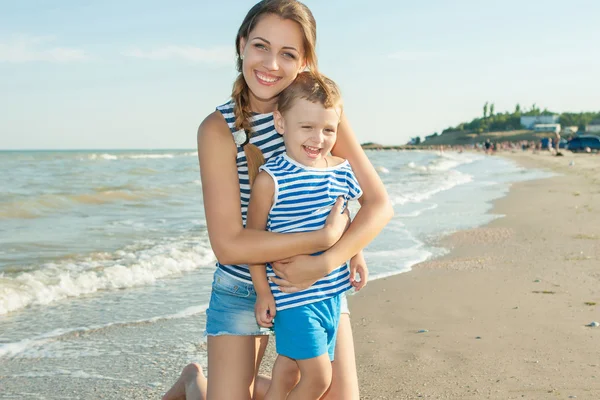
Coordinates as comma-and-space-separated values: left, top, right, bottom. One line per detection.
350, 151, 600, 399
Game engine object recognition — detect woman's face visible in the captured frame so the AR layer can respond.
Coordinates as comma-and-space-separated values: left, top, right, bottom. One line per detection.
239, 14, 306, 111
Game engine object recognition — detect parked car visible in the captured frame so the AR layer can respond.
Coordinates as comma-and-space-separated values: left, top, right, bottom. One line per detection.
567, 135, 600, 153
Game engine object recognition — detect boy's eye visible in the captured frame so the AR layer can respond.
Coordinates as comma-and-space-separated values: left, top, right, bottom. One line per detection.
325, 128, 336, 133
301, 125, 312, 130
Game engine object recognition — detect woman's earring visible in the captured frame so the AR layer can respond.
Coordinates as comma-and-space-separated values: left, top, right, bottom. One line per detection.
240, 55, 244, 60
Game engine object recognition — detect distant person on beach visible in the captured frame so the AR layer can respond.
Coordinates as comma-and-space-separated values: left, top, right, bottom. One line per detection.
554, 131, 563, 156
246, 72, 367, 400
162, 1, 392, 399
484, 139, 492, 154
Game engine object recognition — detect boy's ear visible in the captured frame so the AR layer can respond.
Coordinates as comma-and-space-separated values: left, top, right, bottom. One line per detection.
273, 110, 285, 135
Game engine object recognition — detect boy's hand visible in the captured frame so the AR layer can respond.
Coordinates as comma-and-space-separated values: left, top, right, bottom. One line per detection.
349, 251, 369, 291
255, 293, 276, 328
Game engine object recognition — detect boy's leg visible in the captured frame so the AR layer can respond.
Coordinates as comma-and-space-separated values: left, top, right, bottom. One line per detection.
321, 313, 359, 400
286, 354, 332, 400
264, 355, 300, 400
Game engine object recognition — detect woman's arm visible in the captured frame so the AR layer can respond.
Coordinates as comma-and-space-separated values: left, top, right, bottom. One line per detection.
270, 114, 393, 289
324, 113, 394, 264
198, 111, 349, 266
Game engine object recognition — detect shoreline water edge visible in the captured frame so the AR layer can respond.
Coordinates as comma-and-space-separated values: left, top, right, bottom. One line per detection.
1, 150, 598, 399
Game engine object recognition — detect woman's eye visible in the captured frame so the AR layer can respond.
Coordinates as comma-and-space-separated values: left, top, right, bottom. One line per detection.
254, 44, 267, 50
282, 52, 296, 60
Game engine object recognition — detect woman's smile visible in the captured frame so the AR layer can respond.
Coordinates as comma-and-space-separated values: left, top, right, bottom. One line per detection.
254, 70, 282, 86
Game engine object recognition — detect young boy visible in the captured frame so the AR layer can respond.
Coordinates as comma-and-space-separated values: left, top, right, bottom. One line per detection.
246, 72, 366, 400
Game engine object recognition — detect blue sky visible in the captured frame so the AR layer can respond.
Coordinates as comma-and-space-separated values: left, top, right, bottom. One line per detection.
1, 0, 598, 149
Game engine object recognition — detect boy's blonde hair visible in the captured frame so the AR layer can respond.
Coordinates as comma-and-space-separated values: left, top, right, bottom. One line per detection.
277, 71, 343, 116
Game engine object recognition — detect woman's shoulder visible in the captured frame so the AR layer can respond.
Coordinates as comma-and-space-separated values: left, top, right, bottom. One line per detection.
326, 155, 347, 167
197, 110, 234, 148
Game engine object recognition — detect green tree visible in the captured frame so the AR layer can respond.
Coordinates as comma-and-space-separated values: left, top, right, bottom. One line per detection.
515, 103, 521, 114
490, 103, 495, 117
483, 102, 488, 119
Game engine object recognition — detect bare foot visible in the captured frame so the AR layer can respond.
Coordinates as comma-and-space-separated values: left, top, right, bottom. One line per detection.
162, 363, 207, 400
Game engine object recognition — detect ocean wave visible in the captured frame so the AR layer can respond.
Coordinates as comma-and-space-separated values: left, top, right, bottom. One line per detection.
81, 152, 197, 161
389, 170, 473, 206
0, 239, 215, 315
0, 188, 168, 219
364, 246, 432, 281
128, 167, 159, 175
395, 203, 439, 218
0, 304, 207, 358
407, 151, 481, 173
7, 369, 133, 382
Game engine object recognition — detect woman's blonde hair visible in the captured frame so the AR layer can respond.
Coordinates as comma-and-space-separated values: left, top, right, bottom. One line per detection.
232, 0, 318, 185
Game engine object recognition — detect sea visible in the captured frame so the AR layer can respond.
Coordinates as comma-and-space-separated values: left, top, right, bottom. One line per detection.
0, 149, 552, 397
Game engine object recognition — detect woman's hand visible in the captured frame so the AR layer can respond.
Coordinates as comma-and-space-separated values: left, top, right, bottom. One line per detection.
270, 254, 330, 293
254, 292, 276, 328
349, 251, 369, 291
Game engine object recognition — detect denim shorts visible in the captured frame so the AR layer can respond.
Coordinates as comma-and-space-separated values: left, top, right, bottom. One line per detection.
204, 267, 350, 337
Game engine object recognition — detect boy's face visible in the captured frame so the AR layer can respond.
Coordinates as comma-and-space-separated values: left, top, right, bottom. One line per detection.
274, 98, 341, 167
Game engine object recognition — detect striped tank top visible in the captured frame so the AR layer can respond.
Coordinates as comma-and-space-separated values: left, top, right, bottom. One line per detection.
215, 100, 286, 283
259, 153, 363, 311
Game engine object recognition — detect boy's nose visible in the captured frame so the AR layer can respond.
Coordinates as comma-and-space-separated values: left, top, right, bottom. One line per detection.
311, 131, 325, 143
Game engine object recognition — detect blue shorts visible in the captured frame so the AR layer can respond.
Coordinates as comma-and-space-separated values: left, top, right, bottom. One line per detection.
205, 268, 350, 337
274, 295, 342, 361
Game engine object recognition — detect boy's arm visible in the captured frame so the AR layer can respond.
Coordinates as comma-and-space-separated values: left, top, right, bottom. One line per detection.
246, 171, 277, 327
349, 249, 368, 291
348, 195, 368, 290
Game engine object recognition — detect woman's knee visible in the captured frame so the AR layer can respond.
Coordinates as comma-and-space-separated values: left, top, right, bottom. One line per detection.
182, 362, 203, 379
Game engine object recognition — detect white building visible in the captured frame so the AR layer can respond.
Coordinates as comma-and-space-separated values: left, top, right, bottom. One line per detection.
562, 126, 578, 134
585, 120, 600, 133
520, 115, 559, 129
533, 123, 561, 133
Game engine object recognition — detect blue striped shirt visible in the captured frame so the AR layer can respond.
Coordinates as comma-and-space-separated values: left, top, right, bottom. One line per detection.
215, 100, 286, 283
260, 153, 363, 311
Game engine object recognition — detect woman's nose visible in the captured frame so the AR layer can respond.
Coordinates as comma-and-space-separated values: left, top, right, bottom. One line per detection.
263, 53, 279, 71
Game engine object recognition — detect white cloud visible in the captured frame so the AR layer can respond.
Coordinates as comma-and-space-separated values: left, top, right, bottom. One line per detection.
0, 35, 89, 63
122, 45, 233, 64
388, 51, 446, 62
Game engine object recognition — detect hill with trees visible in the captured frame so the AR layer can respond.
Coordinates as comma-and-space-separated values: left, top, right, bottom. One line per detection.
419, 103, 600, 146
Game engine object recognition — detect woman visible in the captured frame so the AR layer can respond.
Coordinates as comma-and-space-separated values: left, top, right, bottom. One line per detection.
163, 1, 392, 399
